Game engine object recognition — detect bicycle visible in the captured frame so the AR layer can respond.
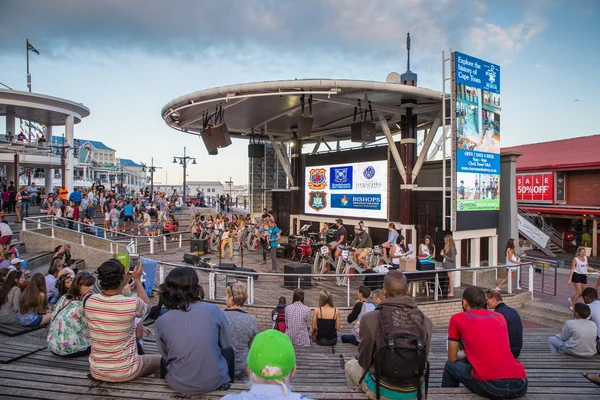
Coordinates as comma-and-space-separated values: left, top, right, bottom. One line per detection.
369, 245, 392, 268
336, 248, 368, 287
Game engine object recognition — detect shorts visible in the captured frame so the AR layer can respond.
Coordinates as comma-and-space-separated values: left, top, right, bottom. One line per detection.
124, 215, 134, 222
150, 223, 157, 231
0, 235, 13, 245
111, 220, 119, 228
356, 248, 371, 258
104, 213, 110, 221
19, 313, 43, 327
572, 272, 587, 284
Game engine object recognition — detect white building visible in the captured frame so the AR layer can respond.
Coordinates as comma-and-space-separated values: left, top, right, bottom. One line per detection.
186, 181, 225, 197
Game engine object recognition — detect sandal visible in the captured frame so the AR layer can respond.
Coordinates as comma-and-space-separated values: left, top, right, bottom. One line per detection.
582, 373, 600, 387
447, 293, 455, 298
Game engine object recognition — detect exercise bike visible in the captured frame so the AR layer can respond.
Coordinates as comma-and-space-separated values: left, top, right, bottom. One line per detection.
312, 244, 336, 279
335, 248, 368, 287
368, 245, 392, 268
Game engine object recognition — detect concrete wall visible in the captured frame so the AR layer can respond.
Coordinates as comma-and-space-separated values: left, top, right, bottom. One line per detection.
499, 152, 521, 264
21, 230, 114, 271
212, 291, 530, 330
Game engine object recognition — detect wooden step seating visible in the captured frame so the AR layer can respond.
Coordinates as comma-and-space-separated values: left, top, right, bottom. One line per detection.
1, 327, 599, 399
0, 322, 43, 337
0, 340, 47, 363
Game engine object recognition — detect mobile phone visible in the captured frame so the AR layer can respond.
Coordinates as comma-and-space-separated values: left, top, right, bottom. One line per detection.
129, 254, 140, 272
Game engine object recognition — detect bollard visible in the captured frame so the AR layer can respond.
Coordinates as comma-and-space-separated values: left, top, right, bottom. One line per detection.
434, 273, 439, 301
347, 276, 351, 307
22, 220, 26, 232
179, 234, 182, 248
508, 268, 513, 294
472, 269, 477, 287
159, 264, 164, 285
51, 226, 55, 238
150, 238, 155, 254
37, 219, 41, 229
163, 236, 167, 252
81, 235, 85, 246
110, 242, 114, 254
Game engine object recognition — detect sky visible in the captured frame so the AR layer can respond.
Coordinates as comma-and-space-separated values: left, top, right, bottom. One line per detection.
1, 0, 599, 185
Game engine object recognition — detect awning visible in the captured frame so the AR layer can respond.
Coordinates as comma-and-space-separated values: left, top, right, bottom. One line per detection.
521, 205, 600, 216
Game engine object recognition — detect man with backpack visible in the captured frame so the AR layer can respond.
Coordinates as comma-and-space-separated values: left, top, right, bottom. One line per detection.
345, 270, 432, 400
442, 286, 528, 399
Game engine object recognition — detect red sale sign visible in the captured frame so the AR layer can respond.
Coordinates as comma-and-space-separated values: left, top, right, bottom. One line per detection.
516, 172, 554, 203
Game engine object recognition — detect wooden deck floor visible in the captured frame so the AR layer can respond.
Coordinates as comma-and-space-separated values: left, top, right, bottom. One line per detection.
1, 327, 599, 399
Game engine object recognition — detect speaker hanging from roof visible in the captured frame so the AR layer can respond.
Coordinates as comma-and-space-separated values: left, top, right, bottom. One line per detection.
297, 94, 314, 138
350, 100, 376, 143
211, 104, 232, 148
201, 128, 218, 155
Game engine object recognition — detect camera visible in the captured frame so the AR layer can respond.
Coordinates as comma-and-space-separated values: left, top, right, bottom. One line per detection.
129, 253, 140, 272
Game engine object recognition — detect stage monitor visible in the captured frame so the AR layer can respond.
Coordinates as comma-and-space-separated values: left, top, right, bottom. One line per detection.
304, 160, 388, 220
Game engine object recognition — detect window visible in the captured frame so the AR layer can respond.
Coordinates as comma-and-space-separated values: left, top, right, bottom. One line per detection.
555, 172, 566, 203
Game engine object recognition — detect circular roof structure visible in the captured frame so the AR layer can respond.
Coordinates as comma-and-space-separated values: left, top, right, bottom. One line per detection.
162, 79, 445, 143
0, 89, 90, 126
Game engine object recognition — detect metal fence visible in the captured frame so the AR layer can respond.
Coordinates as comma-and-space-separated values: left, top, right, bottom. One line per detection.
520, 256, 561, 296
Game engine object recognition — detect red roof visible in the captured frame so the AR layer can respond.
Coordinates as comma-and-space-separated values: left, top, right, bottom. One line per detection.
501, 134, 600, 171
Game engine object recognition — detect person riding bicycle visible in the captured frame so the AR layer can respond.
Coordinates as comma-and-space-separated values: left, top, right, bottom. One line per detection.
350, 225, 372, 270
380, 222, 399, 257
328, 219, 347, 260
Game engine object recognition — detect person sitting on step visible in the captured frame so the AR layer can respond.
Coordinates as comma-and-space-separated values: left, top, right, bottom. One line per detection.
548, 303, 598, 358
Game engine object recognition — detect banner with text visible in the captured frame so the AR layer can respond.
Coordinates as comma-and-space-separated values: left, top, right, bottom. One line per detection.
454, 51, 501, 223
516, 172, 554, 203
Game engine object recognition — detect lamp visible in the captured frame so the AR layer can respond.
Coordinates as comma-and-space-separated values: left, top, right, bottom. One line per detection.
179, 159, 183, 165
172, 158, 177, 164
192, 159, 197, 165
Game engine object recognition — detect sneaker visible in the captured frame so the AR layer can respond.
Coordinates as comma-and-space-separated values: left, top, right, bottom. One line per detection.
570, 305, 574, 311
568, 297, 572, 307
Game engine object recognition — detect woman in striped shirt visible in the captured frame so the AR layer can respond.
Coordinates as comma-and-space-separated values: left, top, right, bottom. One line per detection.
84, 259, 161, 382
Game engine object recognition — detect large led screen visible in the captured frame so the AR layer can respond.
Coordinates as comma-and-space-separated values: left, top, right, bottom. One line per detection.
453, 51, 501, 230
304, 160, 388, 220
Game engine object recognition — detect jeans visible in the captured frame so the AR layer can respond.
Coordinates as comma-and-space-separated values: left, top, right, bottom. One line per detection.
341, 334, 359, 346
548, 336, 568, 354
441, 361, 527, 399
270, 246, 278, 270
260, 238, 267, 261
22, 201, 29, 217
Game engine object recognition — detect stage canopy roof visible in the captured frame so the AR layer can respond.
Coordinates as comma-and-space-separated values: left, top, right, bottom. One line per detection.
162, 79, 446, 143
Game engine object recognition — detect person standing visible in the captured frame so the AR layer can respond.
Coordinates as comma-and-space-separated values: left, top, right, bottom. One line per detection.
486, 289, 523, 358
7, 181, 16, 214
28, 182, 37, 206
496, 238, 521, 292
285, 289, 311, 348
442, 286, 527, 398
440, 234, 457, 297
568, 247, 598, 311
267, 220, 281, 272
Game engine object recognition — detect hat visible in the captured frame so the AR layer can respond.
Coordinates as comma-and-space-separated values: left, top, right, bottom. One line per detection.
335, 218, 343, 224
354, 224, 363, 231
10, 258, 24, 265
247, 329, 296, 380
57, 267, 75, 279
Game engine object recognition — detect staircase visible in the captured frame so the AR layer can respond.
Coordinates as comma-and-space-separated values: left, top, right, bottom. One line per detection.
519, 299, 572, 329
518, 206, 564, 257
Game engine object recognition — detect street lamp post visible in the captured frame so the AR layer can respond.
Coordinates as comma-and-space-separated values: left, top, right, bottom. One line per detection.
172, 147, 196, 203
49, 136, 79, 189
141, 158, 161, 198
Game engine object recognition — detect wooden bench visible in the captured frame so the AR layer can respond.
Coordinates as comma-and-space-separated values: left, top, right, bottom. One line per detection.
2, 327, 599, 399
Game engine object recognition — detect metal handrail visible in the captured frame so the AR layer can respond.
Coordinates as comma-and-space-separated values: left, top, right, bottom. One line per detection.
518, 205, 564, 250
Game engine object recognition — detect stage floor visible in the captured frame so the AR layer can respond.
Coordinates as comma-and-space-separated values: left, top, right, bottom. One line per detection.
151, 245, 473, 308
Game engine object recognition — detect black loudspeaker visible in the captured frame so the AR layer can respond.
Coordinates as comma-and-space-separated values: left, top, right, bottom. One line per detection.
212, 124, 232, 148
218, 263, 238, 271
232, 267, 259, 281
191, 238, 208, 253
202, 128, 218, 154
283, 263, 312, 289
183, 252, 209, 266
351, 121, 376, 143
297, 116, 314, 138
363, 269, 385, 291
248, 143, 265, 158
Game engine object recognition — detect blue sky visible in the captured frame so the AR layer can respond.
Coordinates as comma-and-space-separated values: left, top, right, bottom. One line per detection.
0, 0, 598, 185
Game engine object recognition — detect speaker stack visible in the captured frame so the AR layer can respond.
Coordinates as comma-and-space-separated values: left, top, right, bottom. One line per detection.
248, 143, 265, 158
283, 263, 312, 289
351, 121, 376, 143
190, 238, 208, 254
202, 129, 218, 155
212, 124, 232, 148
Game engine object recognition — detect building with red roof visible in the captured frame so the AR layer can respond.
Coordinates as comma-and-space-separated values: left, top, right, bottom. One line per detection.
502, 134, 600, 256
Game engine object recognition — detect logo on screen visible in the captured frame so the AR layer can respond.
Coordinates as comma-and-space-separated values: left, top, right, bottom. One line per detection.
340, 195, 349, 206
308, 191, 327, 211
308, 168, 327, 190
334, 168, 348, 182
330, 166, 352, 190
363, 166, 375, 180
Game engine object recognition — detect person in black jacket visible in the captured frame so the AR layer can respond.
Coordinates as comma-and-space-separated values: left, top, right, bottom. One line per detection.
486, 289, 523, 358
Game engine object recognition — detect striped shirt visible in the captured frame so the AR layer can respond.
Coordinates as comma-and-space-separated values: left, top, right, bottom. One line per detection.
84, 294, 147, 382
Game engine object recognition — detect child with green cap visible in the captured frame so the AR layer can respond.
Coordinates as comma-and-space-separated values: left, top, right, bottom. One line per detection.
221, 329, 308, 399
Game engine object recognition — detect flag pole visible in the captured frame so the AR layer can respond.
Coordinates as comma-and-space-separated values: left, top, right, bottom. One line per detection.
26, 39, 31, 92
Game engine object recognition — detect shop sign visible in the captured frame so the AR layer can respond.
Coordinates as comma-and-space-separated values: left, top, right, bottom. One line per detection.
516, 172, 554, 203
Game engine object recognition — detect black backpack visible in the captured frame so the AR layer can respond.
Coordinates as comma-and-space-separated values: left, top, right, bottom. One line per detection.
364, 303, 429, 400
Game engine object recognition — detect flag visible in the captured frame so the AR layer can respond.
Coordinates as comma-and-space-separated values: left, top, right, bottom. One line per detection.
27, 39, 39, 55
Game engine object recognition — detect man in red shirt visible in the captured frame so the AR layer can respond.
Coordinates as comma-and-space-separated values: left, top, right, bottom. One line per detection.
442, 286, 528, 399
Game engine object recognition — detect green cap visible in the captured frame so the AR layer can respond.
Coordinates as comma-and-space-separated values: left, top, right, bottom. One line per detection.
247, 329, 296, 380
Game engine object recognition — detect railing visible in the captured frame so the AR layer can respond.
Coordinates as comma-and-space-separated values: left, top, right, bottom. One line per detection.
518, 205, 564, 251
520, 255, 561, 296
156, 261, 535, 307
21, 215, 187, 255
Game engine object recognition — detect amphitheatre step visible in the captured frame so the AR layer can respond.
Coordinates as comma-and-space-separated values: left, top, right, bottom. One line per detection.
519, 299, 573, 329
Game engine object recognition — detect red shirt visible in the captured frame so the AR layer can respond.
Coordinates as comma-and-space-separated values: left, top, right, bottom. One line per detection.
448, 310, 526, 381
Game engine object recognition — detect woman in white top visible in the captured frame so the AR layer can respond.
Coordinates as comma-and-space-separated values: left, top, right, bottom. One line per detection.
418, 235, 435, 258
496, 238, 520, 291
390, 235, 407, 269
568, 246, 597, 310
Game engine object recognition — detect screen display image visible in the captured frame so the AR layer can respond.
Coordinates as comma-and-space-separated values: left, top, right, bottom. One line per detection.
454, 51, 501, 216
304, 160, 388, 220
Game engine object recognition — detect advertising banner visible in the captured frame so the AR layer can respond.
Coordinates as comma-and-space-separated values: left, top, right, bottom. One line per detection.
453, 51, 501, 228
305, 160, 388, 219
516, 172, 554, 203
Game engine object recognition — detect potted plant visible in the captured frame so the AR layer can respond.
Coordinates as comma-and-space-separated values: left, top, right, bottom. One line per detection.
581, 232, 592, 256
